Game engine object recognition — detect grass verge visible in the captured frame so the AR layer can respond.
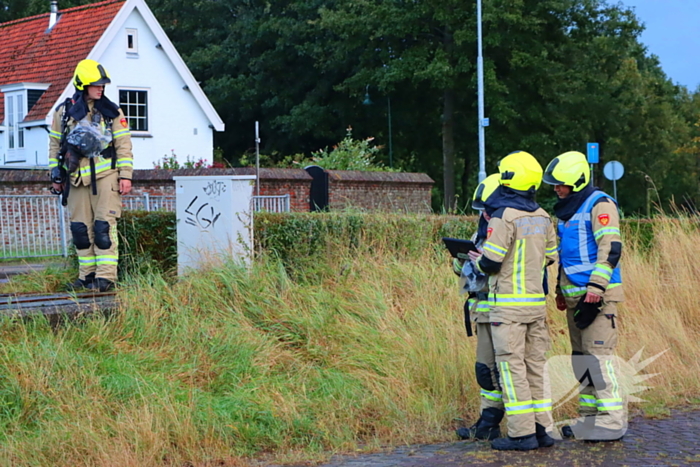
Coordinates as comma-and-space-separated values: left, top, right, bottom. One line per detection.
0, 215, 697, 466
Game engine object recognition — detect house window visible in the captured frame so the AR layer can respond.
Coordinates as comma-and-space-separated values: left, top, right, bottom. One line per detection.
126, 28, 138, 53
7, 95, 24, 149
17, 96, 24, 148
119, 89, 148, 132
27, 89, 44, 110
7, 96, 14, 149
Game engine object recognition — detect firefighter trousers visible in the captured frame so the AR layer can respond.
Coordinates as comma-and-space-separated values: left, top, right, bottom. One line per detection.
565, 298, 626, 432
67, 172, 122, 282
491, 318, 553, 438
474, 322, 504, 412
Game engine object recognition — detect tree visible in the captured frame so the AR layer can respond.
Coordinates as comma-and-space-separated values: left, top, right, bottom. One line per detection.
0, 0, 88, 23
316, 0, 478, 211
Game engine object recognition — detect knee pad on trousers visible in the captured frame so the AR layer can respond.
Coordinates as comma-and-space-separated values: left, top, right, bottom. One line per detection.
94, 220, 112, 250
571, 351, 607, 390
70, 222, 91, 250
475, 362, 497, 391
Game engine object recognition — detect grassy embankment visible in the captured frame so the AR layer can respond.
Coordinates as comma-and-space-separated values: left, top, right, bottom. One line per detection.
0, 215, 698, 466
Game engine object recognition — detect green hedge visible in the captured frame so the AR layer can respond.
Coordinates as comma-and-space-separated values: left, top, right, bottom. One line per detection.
117, 211, 478, 275
117, 210, 660, 275
118, 211, 177, 275
254, 212, 479, 280
255, 212, 478, 255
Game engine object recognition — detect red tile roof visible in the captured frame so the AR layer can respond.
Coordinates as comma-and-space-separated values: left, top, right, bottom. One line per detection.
0, 0, 124, 122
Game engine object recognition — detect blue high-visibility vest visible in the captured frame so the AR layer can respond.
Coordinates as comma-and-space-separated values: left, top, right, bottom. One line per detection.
558, 191, 622, 291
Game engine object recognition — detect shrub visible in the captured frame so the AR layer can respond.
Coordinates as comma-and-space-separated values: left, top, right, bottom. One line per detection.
116, 210, 666, 279
118, 211, 177, 276
240, 127, 395, 171
152, 150, 212, 169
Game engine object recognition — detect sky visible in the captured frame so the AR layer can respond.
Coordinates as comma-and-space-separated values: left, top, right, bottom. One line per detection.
622, 0, 700, 91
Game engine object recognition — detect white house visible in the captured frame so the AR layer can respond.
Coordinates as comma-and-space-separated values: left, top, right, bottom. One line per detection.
0, 0, 224, 170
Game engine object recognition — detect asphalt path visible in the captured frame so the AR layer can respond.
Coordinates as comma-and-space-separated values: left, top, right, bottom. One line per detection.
276, 409, 700, 467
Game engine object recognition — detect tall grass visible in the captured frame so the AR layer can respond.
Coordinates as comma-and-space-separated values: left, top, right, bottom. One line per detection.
0, 216, 698, 466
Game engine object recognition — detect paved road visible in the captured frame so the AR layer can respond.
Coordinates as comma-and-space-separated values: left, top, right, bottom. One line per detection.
279, 409, 700, 467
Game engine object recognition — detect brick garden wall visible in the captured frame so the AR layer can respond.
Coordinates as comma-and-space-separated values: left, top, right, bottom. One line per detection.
0, 168, 434, 213
0, 168, 312, 213
132, 168, 312, 213
326, 170, 433, 213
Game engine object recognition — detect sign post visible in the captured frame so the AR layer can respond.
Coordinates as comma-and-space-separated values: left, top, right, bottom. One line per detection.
603, 160, 624, 201
587, 143, 599, 185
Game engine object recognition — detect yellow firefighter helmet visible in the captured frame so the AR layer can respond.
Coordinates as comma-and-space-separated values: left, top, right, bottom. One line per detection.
472, 173, 501, 210
543, 151, 590, 192
498, 151, 543, 192
73, 59, 111, 91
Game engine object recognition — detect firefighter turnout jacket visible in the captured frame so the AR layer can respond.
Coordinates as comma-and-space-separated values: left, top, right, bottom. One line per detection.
558, 192, 624, 302
477, 207, 558, 323
48, 102, 133, 184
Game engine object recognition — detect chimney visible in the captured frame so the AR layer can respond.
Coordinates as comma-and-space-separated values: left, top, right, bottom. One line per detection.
49, 0, 58, 29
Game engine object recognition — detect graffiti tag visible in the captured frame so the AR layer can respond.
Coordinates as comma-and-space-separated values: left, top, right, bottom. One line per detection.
203, 180, 227, 198
184, 196, 221, 231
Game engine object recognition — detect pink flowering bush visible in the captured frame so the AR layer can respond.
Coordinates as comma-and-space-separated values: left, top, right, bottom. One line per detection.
153, 150, 211, 169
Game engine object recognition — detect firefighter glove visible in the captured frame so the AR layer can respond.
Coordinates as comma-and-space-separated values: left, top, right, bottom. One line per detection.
573, 295, 602, 329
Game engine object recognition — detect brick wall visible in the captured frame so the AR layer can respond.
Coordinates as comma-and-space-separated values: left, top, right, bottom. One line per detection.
132, 168, 312, 212
326, 170, 433, 213
0, 167, 434, 213
0, 168, 312, 212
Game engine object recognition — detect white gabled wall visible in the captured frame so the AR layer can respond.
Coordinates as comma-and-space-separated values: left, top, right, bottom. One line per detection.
97, 8, 214, 170
22, 125, 48, 166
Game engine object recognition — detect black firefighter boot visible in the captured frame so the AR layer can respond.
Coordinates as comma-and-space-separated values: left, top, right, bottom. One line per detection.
562, 414, 596, 439
536, 423, 555, 447
456, 408, 504, 441
87, 277, 115, 293
491, 433, 539, 451
66, 272, 95, 291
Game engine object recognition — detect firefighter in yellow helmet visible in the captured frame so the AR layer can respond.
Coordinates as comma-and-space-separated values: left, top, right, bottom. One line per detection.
469, 151, 558, 451
48, 59, 134, 292
543, 151, 626, 442
453, 174, 504, 441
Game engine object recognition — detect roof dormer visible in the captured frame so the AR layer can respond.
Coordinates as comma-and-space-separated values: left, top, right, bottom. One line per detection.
1, 83, 51, 118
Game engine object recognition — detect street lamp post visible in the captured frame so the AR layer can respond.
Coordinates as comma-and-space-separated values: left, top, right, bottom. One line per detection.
387, 96, 393, 169
477, 0, 487, 183
363, 86, 393, 168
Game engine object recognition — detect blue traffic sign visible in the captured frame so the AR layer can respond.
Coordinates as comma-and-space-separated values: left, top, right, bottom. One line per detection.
603, 161, 624, 181
587, 143, 599, 164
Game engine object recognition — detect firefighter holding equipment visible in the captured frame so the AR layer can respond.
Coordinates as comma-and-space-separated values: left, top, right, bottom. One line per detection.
454, 174, 505, 441
49, 59, 133, 292
543, 151, 626, 442
470, 151, 558, 451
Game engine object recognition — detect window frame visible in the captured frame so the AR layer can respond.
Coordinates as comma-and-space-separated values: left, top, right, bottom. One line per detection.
16, 95, 24, 149
5, 92, 26, 160
118, 88, 150, 134
126, 28, 138, 54
7, 95, 15, 149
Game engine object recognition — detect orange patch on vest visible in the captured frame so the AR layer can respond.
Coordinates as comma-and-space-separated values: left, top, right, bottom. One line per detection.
598, 214, 610, 226
487, 228, 493, 239
120, 118, 128, 128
